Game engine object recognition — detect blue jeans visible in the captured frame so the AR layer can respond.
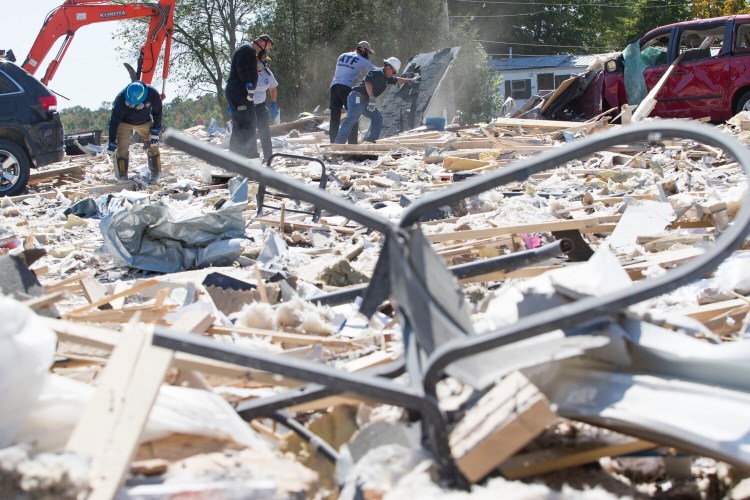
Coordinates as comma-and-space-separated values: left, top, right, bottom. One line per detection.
333, 92, 383, 144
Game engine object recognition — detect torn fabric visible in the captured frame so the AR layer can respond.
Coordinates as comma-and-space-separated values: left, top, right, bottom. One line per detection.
100, 177, 248, 273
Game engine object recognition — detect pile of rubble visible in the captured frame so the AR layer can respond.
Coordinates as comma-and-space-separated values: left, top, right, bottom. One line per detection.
3, 112, 750, 499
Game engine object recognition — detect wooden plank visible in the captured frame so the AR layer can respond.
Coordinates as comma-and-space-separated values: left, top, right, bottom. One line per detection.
493, 117, 587, 130
209, 325, 356, 348
43, 271, 92, 292
427, 216, 613, 243
449, 371, 557, 483
500, 437, 656, 479
673, 298, 750, 323
459, 265, 562, 284
43, 317, 301, 387
541, 76, 578, 114
66, 278, 160, 315
29, 164, 84, 182
442, 157, 491, 172
80, 277, 109, 306
21, 291, 67, 310
631, 53, 684, 122
65, 312, 213, 500
270, 115, 328, 137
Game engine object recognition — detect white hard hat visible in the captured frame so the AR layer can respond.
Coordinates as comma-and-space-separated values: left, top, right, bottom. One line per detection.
384, 56, 401, 74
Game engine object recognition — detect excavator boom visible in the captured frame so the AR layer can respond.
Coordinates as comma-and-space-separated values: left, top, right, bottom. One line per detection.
22, 0, 175, 91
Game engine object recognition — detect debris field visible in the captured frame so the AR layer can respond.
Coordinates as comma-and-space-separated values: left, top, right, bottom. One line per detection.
3, 111, 750, 499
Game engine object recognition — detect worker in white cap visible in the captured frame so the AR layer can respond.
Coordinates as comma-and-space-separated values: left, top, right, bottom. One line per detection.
333, 56, 416, 144
329, 41, 376, 144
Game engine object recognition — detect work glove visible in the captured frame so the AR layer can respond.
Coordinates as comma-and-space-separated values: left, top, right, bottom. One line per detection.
366, 103, 376, 113
106, 141, 117, 164
246, 82, 255, 102
270, 101, 279, 118
150, 127, 160, 146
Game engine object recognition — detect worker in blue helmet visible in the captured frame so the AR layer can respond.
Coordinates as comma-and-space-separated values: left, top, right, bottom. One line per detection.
107, 80, 163, 181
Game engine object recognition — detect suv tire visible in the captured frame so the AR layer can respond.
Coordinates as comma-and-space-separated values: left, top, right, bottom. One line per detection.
0, 139, 31, 197
736, 90, 750, 115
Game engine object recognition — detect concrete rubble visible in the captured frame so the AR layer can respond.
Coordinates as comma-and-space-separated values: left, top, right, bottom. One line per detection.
2, 109, 750, 499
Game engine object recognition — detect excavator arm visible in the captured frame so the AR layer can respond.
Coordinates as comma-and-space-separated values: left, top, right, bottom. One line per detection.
22, 0, 174, 94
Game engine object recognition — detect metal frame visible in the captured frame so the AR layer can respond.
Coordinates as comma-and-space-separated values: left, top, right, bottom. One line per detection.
256, 153, 328, 222
159, 121, 750, 485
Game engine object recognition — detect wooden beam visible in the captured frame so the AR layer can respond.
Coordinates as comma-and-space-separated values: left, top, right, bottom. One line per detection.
427, 216, 614, 243
65, 312, 213, 500
631, 54, 684, 122
450, 371, 557, 483
500, 436, 656, 479
493, 117, 589, 130
29, 164, 84, 182
208, 325, 357, 348
66, 279, 160, 315
42, 317, 300, 387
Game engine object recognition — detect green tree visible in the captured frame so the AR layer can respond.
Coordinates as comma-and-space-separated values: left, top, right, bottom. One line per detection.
449, 21, 501, 123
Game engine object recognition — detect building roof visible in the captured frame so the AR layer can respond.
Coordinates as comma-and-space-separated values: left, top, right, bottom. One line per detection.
491, 54, 607, 72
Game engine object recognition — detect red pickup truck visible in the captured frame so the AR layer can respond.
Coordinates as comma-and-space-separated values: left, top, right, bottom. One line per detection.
601, 15, 750, 121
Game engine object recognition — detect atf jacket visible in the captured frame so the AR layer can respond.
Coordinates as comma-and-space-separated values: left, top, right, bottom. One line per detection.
330, 51, 375, 89
108, 84, 163, 141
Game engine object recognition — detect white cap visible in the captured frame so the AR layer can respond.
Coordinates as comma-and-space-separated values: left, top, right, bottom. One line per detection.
384, 56, 401, 74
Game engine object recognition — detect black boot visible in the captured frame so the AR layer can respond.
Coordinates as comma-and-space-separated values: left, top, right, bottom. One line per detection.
147, 154, 161, 182
116, 157, 129, 180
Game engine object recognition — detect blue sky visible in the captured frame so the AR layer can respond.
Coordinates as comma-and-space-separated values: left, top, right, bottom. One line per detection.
3, 1, 176, 110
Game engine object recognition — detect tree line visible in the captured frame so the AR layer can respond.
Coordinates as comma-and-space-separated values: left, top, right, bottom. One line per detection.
61, 0, 750, 134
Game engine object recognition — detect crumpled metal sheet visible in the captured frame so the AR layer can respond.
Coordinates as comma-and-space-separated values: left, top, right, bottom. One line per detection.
100, 177, 248, 273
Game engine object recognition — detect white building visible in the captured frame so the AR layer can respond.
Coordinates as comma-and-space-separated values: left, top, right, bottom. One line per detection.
492, 54, 605, 107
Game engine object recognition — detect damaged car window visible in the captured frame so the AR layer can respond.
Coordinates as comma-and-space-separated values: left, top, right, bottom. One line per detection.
736, 23, 750, 50
679, 27, 724, 62
640, 33, 670, 66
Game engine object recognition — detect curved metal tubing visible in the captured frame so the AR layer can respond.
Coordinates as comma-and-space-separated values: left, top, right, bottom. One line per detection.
164, 129, 393, 234
420, 121, 750, 393
256, 152, 328, 222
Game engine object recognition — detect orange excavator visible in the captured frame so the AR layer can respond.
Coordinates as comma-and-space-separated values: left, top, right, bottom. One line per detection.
22, 0, 175, 95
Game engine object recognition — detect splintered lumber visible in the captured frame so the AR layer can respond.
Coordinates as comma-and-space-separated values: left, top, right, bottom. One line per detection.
29, 164, 84, 182
442, 157, 491, 171
43, 271, 92, 292
65, 312, 213, 500
427, 216, 616, 243
66, 278, 160, 315
270, 115, 329, 136
21, 291, 67, 310
44, 317, 299, 387
449, 371, 556, 483
459, 265, 562, 284
673, 298, 750, 323
622, 247, 705, 279
493, 117, 588, 130
631, 53, 684, 122
209, 325, 357, 348
80, 277, 110, 306
500, 435, 656, 479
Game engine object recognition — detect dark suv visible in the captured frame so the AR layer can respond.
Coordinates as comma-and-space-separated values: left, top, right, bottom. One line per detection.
0, 50, 64, 196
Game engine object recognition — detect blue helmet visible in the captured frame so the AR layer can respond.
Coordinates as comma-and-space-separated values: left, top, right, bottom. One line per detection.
125, 81, 147, 106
